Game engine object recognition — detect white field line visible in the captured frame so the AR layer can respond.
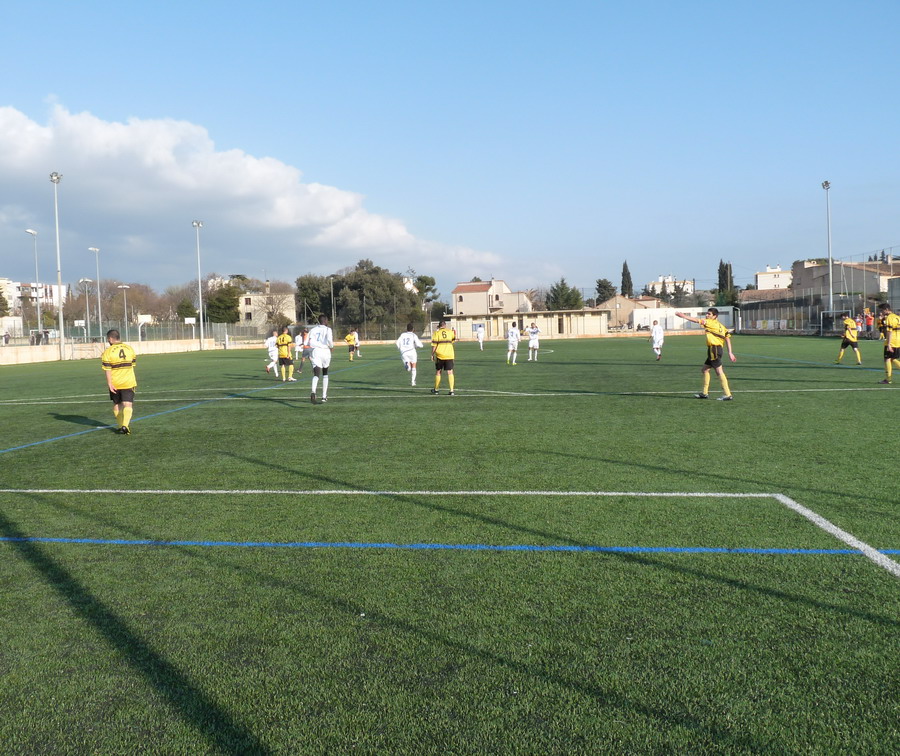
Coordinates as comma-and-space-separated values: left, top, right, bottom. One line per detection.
773, 494, 900, 578
5, 487, 896, 577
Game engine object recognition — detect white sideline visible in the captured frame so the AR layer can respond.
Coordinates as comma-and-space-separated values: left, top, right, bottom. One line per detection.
3, 488, 896, 578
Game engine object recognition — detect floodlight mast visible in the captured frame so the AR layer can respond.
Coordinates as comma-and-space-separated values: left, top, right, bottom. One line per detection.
822, 181, 833, 315
26, 229, 40, 329
118, 285, 131, 341
193, 221, 204, 349
50, 172, 64, 359
89, 247, 102, 330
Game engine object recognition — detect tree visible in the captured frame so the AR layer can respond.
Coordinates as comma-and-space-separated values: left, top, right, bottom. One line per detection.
621, 262, 633, 298
671, 283, 691, 307
715, 260, 737, 307
205, 284, 241, 323
0, 291, 9, 318
546, 278, 584, 310
658, 279, 671, 304
595, 278, 616, 303
175, 298, 198, 321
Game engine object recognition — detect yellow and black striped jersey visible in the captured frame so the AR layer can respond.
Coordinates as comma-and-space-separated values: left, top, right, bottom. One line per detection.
101, 342, 137, 390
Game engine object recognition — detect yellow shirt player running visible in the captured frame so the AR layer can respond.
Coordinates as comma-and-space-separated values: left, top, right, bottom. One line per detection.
877, 303, 900, 384
834, 313, 861, 365
276, 326, 296, 382
675, 308, 736, 401
430, 319, 456, 395
101, 328, 137, 435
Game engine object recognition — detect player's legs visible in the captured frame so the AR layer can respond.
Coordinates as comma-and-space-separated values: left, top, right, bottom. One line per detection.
434, 367, 442, 391
714, 365, 732, 397
699, 365, 711, 397
409, 359, 417, 386
851, 344, 861, 364
321, 367, 329, 400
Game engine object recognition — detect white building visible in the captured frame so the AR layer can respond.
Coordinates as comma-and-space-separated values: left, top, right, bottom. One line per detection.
0, 277, 67, 312
755, 265, 791, 290
644, 275, 695, 296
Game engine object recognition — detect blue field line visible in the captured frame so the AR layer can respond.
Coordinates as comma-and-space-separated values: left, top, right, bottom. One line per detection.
1, 535, 896, 556
0, 358, 389, 457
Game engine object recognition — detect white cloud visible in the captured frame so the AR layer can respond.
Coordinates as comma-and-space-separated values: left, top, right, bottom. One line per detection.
0, 105, 499, 290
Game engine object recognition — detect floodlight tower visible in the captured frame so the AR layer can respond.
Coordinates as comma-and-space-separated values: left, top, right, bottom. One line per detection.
79, 278, 93, 340
89, 247, 102, 330
26, 229, 40, 329
193, 221, 205, 349
50, 172, 64, 359
118, 285, 131, 341
822, 181, 833, 315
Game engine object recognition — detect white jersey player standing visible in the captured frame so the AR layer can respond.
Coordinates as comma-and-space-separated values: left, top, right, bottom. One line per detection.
264, 329, 279, 377
294, 327, 310, 373
650, 319, 664, 361
308, 315, 334, 404
475, 323, 485, 350
506, 325, 521, 365
396, 323, 424, 386
525, 322, 541, 361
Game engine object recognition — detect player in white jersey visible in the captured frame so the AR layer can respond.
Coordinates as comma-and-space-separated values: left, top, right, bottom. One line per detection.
525, 323, 541, 361
396, 323, 424, 386
650, 320, 664, 361
263, 329, 279, 377
294, 327, 310, 373
506, 325, 521, 365
308, 315, 334, 404
475, 323, 485, 350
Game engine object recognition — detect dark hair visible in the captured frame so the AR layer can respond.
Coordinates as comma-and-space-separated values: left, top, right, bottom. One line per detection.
439, 319, 447, 327
106, 329, 120, 340
319, 315, 328, 324
706, 307, 719, 317
406, 323, 414, 331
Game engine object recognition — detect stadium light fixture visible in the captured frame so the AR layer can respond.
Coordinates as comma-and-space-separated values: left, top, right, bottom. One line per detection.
79, 278, 93, 340
49, 172, 65, 359
822, 181, 833, 315
192, 221, 205, 349
26, 229, 40, 329
118, 285, 131, 341
89, 247, 102, 330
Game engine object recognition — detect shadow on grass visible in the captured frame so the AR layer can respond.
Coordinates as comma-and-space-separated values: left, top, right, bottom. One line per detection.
49, 413, 109, 428
0, 510, 271, 755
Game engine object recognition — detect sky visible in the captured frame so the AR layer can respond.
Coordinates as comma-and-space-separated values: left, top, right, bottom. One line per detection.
2, 0, 899, 302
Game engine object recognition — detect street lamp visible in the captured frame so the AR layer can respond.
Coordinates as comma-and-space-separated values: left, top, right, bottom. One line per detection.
822, 181, 833, 316
79, 278, 93, 341
25, 229, 40, 330
329, 276, 336, 326
50, 172, 64, 359
192, 221, 204, 349
89, 247, 102, 331
118, 285, 131, 341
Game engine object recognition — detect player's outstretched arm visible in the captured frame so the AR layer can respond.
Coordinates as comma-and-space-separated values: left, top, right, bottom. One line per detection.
675, 311, 699, 324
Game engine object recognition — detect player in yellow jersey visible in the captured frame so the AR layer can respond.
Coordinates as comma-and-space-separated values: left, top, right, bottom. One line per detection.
101, 329, 137, 435
675, 308, 736, 401
430, 319, 456, 395
276, 326, 296, 381
877, 303, 900, 384
834, 312, 862, 365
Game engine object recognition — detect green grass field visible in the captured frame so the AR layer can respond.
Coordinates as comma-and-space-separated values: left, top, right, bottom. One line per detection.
1, 334, 898, 754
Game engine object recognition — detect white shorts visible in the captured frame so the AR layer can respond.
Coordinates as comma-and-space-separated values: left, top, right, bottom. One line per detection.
311, 348, 332, 369
529, 339, 539, 348
267, 348, 278, 361
400, 349, 418, 365
507, 340, 519, 350
652, 339, 664, 349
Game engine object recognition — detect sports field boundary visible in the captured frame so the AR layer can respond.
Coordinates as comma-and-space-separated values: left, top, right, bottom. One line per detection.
3, 488, 897, 578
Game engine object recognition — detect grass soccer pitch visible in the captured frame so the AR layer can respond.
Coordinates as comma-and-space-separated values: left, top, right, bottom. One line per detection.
1, 334, 898, 753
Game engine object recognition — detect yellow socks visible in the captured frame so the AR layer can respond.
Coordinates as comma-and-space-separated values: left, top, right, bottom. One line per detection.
701, 373, 711, 395
719, 373, 732, 397
121, 407, 133, 429
434, 375, 441, 391
448, 374, 455, 391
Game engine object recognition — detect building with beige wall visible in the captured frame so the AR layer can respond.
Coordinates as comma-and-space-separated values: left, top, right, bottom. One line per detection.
451, 279, 532, 316
755, 265, 791, 290
447, 308, 608, 340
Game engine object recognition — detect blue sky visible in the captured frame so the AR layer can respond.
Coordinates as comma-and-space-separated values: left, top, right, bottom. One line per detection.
2, 0, 899, 301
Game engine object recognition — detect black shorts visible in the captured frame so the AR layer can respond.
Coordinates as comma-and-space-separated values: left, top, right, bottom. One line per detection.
885, 345, 899, 360
704, 345, 723, 368
109, 388, 135, 404
841, 337, 859, 349
279, 356, 293, 366
435, 358, 454, 371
